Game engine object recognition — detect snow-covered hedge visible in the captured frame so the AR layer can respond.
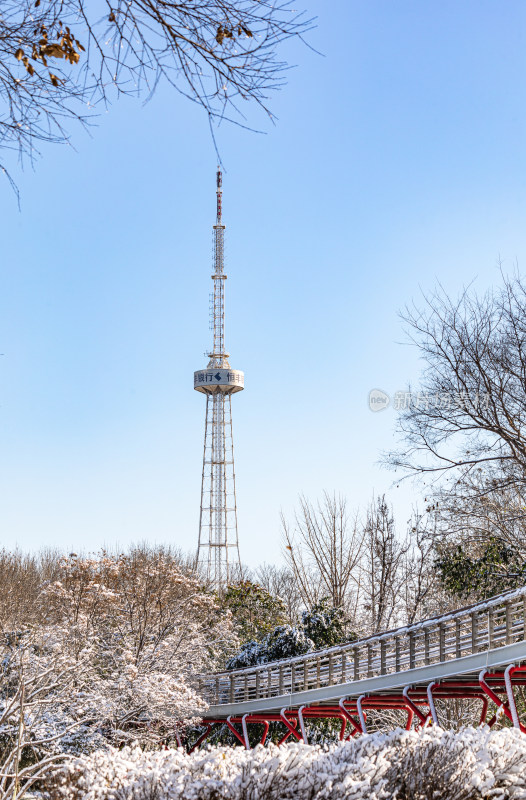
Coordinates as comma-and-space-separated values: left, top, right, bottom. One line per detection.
48, 726, 526, 800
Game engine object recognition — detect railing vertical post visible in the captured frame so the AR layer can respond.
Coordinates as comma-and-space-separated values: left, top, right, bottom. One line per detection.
455, 618, 461, 658
230, 674, 235, 704
329, 652, 334, 686
380, 640, 387, 675
395, 636, 400, 672
353, 647, 359, 680
316, 656, 321, 688
439, 623, 445, 662
244, 674, 248, 701
255, 669, 260, 699
279, 665, 284, 695
424, 629, 430, 665
409, 632, 415, 669
303, 659, 308, 690
488, 608, 495, 648
341, 650, 346, 683
267, 666, 272, 697
291, 662, 296, 693
523, 596, 526, 639
471, 612, 479, 654
367, 644, 373, 678
506, 602, 512, 644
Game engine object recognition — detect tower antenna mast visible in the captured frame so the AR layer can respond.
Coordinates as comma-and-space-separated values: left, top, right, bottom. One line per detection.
194, 169, 244, 589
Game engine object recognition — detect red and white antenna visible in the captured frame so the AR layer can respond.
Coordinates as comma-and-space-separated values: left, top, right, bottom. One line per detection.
216, 166, 222, 223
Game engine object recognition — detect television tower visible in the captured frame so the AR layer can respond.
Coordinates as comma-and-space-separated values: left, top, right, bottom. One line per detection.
194, 169, 244, 589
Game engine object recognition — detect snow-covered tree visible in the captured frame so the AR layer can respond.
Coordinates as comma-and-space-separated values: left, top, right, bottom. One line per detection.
222, 580, 287, 642
41, 550, 236, 743
0, 547, 237, 797
0, 625, 103, 800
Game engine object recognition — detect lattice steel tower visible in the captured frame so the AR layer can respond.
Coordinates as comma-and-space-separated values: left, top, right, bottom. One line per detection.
194, 169, 244, 588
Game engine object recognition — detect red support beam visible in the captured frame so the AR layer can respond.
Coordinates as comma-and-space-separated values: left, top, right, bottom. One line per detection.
277, 725, 297, 746
188, 723, 213, 754
403, 686, 428, 725
225, 716, 247, 747
260, 720, 270, 745
280, 708, 303, 741
479, 697, 489, 726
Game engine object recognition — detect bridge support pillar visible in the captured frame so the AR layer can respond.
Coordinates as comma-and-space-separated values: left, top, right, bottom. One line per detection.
426, 682, 439, 725
357, 695, 367, 734
339, 697, 364, 735
241, 714, 250, 749
298, 705, 308, 744
479, 668, 526, 734
504, 665, 522, 730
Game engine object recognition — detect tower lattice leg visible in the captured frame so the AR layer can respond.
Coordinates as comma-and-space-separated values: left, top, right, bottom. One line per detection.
197, 393, 241, 588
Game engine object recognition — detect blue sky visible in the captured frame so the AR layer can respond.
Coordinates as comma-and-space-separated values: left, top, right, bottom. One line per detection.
1, 0, 525, 567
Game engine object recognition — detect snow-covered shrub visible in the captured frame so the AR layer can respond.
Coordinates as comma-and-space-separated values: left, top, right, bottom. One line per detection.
301, 599, 353, 649
47, 726, 526, 800
226, 598, 354, 671
224, 639, 266, 669
225, 624, 313, 669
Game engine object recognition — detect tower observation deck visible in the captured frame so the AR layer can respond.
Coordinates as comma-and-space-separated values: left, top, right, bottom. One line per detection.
194, 169, 244, 588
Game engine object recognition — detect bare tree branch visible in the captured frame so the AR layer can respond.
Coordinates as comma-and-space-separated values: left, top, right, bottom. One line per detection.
0, 0, 312, 173
384, 271, 526, 496
282, 492, 364, 614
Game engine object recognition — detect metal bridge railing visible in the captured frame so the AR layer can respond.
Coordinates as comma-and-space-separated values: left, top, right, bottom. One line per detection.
198, 586, 526, 706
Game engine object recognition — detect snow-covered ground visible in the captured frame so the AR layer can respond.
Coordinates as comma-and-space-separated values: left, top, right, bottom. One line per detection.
49, 726, 526, 799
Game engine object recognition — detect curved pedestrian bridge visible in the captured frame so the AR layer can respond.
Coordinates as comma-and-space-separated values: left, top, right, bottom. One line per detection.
197, 587, 526, 731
